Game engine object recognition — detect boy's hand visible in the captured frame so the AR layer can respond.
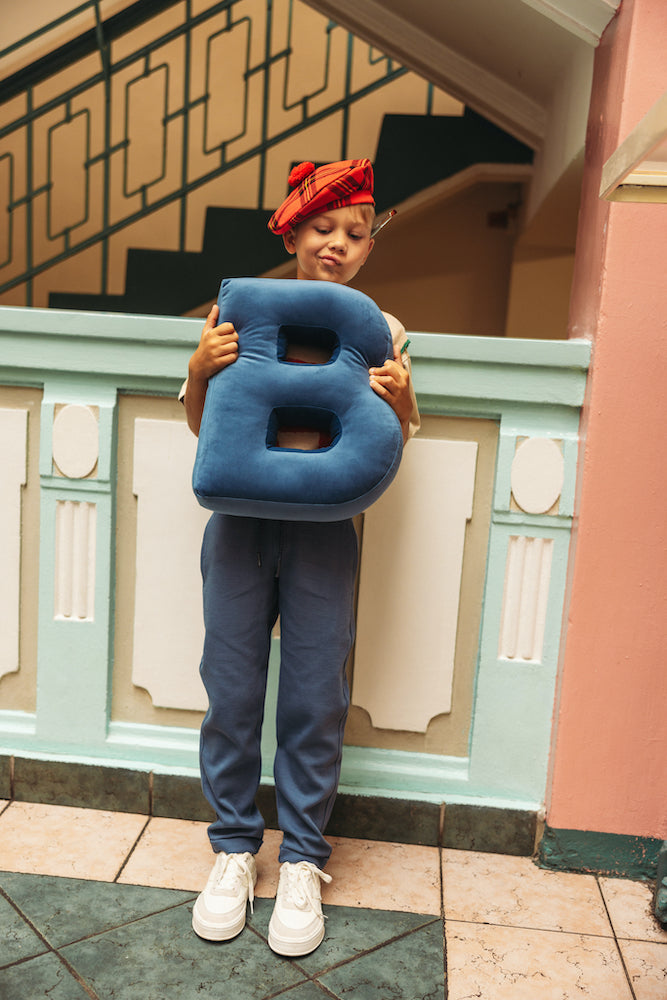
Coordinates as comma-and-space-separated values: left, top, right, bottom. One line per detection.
184, 304, 239, 436
369, 345, 413, 444
188, 304, 239, 383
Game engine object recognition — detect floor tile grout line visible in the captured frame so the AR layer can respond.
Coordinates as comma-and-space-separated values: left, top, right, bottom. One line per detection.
39, 947, 103, 1000
0, 884, 103, 999
443, 915, 630, 942
269, 978, 342, 1000
59, 897, 199, 949
439, 842, 449, 1000
302, 985, 341, 1000
595, 874, 638, 1000
248, 965, 341, 1000
246, 912, 443, 985
2, 886, 203, 963
113, 814, 152, 883
323, 917, 442, 973
226, 936, 314, 1000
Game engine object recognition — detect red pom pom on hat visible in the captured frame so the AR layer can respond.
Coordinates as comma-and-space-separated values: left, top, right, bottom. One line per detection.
288, 162, 315, 187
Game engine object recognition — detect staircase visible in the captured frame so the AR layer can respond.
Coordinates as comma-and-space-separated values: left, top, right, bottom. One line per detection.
49, 109, 532, 316
49, 207, 280, 316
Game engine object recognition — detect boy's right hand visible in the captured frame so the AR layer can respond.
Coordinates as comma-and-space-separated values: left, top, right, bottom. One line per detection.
184, 304, 238, 436
188, 304, 239, 384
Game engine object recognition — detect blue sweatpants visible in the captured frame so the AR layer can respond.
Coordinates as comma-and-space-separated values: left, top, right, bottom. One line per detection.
198, 513, 358, 868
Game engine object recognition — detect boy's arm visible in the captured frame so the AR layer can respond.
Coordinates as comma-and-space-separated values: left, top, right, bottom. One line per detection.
369, 344, 415, 444
184, 304, 238, 436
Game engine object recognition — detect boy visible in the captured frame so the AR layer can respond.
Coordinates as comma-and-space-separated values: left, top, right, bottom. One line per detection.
184, 159, 419, 957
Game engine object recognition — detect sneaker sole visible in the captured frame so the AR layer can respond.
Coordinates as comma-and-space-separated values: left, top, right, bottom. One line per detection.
192, 906, 246, 942
267, 923, 325, 957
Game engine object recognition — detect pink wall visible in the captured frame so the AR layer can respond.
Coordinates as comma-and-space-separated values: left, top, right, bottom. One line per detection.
547, 0, 667, 839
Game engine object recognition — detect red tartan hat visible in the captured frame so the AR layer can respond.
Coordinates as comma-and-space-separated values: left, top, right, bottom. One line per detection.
267, 159, 374, 234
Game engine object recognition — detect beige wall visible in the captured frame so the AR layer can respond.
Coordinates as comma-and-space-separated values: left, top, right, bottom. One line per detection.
505, 253, 574, 340
353, 181, 526, 336
505, 152, 581, 340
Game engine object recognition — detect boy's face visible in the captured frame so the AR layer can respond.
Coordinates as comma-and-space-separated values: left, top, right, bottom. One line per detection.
282, 205, 374, 285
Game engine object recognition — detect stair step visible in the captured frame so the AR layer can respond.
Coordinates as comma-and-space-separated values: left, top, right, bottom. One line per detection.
48, 292, 133, 314
373, 109, 533, 210
48, 113, 532, 314
49, 208, 284, 315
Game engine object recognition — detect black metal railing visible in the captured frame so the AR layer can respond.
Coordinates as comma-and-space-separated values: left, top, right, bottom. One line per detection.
1, 0, 417, 305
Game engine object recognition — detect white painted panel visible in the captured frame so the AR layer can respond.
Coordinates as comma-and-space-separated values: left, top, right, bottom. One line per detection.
54, 500, 96, 620
52, 404, 99, 479
0, 408, 28, 680
499, 535, 554, 662
132, 419, 210, 710
511, 437, 564, 514
353, 437, 478, 732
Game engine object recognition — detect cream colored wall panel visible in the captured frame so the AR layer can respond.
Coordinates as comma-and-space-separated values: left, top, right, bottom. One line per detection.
511, 437, 564, 514
0, 407, 28, 681
353, 436, 478, 732
131, 418, 210, 710
54, 500, 97, 621
499, 535, 554, 662
52, 404, 99, 478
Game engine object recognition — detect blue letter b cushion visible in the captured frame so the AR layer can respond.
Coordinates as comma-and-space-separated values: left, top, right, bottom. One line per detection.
192, 278, 404, 520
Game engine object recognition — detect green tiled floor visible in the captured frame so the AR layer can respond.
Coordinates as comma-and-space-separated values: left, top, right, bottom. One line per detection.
0, 872, 444, 1000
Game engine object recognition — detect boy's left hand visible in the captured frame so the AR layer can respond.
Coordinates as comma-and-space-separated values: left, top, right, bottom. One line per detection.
369, 345, 413, 444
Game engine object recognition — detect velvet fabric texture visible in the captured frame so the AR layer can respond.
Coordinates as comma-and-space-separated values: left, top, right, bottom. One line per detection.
192, 278, 403, 520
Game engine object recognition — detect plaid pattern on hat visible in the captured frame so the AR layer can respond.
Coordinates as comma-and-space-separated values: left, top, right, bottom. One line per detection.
267, 159, 374, 235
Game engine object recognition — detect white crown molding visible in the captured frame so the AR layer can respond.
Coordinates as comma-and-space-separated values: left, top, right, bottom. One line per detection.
517, 0, 620, 45
385, 163, 534, 222
304, 0, 547, 148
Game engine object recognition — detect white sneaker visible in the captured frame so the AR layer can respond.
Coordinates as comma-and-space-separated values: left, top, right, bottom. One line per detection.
192, 851, 257, 941
268, 861, 332, 957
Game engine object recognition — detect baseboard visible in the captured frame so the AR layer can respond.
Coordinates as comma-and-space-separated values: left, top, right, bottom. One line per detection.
538, 824, 664, 881
1, 754, 538, 856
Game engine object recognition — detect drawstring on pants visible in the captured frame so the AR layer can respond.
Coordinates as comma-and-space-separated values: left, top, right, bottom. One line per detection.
254, 519, 282, 575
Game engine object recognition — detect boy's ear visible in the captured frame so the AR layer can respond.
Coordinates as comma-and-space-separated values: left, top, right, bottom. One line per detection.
359, 234, 375, 267
282, 229, 297, 255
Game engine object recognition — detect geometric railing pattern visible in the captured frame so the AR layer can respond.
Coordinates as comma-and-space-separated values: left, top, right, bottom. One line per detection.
0, 0, 418, 305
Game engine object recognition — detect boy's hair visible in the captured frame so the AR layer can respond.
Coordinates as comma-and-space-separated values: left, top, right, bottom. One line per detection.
292, 202, 375, 235
353, 204, 376, 230
268, 159, 374, 235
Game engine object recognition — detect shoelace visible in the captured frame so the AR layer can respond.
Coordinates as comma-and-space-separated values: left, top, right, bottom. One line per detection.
212, 853, 255, 914
279, 861, 332, 914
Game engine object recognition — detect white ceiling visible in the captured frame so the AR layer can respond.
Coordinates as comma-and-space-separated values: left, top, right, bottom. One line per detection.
304, 0, 621, 148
